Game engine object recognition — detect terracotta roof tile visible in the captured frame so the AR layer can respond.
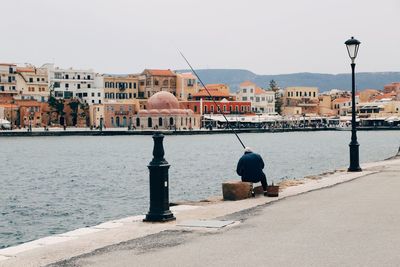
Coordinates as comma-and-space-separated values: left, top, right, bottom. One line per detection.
193, 88, 230, 97
255, 87, 266, 95
145, 69, 176, 76
240, 81, 256, 87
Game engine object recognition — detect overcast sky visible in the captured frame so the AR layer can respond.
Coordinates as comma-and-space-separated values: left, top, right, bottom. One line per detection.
1, 0, 399, 75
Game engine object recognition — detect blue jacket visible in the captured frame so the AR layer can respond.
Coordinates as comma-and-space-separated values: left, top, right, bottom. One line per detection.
236, 152, 265, 182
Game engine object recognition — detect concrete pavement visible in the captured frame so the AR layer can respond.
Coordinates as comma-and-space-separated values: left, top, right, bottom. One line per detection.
1, 159, 399, 267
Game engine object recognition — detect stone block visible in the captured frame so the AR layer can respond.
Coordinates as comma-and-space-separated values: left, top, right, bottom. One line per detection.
222, 181, 253, 201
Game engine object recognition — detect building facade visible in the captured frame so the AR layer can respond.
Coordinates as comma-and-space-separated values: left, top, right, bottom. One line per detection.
237, 81, 275, 114
139, 69, 177, 99
103, 74, 139, 101
44, 63, 97, 103
0, 63, 17, 98
282, 86, 319, 115
15, 66, 49, 102
176, 72, 198, 101
137, 91, 199, 130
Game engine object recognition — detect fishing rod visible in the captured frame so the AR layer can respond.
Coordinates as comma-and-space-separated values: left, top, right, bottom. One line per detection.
179, 51, 246, 149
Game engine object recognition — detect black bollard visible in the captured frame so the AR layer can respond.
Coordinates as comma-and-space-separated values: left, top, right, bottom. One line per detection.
144, 132, 176, 222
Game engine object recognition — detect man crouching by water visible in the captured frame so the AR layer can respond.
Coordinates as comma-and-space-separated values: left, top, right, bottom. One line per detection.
236, 147, 268, 196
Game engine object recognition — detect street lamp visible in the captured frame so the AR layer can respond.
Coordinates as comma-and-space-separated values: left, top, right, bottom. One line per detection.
345, 36, 362, 172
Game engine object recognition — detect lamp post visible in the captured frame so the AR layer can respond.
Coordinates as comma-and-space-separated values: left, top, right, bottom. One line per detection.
345, 36, 362, 172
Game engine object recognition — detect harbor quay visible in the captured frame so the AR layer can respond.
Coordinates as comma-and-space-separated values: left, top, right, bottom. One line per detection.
0, 157, 399, 266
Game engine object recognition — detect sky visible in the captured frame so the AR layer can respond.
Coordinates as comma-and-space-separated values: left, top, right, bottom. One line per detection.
1, 0, 399, 75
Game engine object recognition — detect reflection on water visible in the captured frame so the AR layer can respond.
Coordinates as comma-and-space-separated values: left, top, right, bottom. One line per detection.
0, 131, 399, 248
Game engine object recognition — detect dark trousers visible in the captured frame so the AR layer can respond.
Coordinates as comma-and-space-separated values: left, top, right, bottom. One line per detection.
242, 172, 268, 191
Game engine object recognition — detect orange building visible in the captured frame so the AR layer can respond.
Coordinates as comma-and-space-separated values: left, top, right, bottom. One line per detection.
15, 100, 43, 127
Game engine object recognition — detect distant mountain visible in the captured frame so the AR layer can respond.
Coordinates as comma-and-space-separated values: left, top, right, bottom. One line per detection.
176, 69, 400, 92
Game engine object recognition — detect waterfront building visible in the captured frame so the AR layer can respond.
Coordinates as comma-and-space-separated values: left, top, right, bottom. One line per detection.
103, 74, 139, 102
0, 63, 17, 98
139, 69, 177, 99
90, 99, 139, 128
180, 99, 251, 115
383, 82, 400, 94
176, 72, 198, 101
43, 63, 97, 103
282, 86, 319, 116
237, 81, 275, 114
137, 91, 199, 130
15, 100, 43, 128
358, 89, 380, 103
15, 65, 49, 102
332, 97, 352, 116
0, 103, 18, 127
318, 95, 335, 116
193, 86, 234, 101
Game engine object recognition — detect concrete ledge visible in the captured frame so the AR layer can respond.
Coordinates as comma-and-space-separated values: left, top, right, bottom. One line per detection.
1, 158, 399, 267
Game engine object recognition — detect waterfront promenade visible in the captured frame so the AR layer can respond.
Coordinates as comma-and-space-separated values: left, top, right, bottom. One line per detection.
0, 125, 399, 137
0, 157, 399, 266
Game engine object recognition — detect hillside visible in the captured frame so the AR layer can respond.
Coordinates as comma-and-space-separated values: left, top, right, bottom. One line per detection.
176, 69, 400, 92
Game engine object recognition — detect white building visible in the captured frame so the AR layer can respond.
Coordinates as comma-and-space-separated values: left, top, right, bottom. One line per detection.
0, 63, 17, 96
43, 63, 101, 104
237, 81, 275, 114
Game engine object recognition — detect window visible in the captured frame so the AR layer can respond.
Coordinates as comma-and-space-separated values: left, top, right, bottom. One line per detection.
29, 78, 33, 83
77, 84, 81, 89
98, 92, 101, 97
77, 75, 81, 79
65, 74, 69, 79
243, 88, 247, 93
159, 117, 163, 126
87, 75, 91, 80
242, 96, 247, 101
37, 78, 40, 82
88, 84, 91, 88
105, 82, 109, 88
133, 83, 137, 89
55, 72, 62, 79
250, 89, 253, 93
204, 106, 208, 113
223, 105, 226, 112
296, 92, 299, 97
154, 80, 159, 86
65, 83, 69, 88
194, 106, 197, 112
163, 80, 168, 86
148, 118, 152, 128
313, 92, 316, 97
91, 92, 95, 97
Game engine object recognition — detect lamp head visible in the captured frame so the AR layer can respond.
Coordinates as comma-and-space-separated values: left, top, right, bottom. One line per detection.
345, 37, 361, 62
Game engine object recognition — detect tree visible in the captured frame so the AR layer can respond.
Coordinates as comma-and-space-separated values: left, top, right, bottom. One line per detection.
269, 80, 282, 114
269, 80, 278, 91
68, 101, 79, 126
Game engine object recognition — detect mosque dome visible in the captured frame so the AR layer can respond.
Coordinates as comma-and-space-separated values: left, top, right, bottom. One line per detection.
147, 91, 179, 110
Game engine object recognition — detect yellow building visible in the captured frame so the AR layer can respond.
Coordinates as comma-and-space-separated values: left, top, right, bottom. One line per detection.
15, 66, 49, 102
282, 87, 319, 115
176, 72, 198, 100
103, 74, 139, 101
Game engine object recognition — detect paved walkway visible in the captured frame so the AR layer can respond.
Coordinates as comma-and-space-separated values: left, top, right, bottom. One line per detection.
47, 160, 400, 267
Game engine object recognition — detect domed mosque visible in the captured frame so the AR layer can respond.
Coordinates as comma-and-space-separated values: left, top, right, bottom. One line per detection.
136, 91, 198, 130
